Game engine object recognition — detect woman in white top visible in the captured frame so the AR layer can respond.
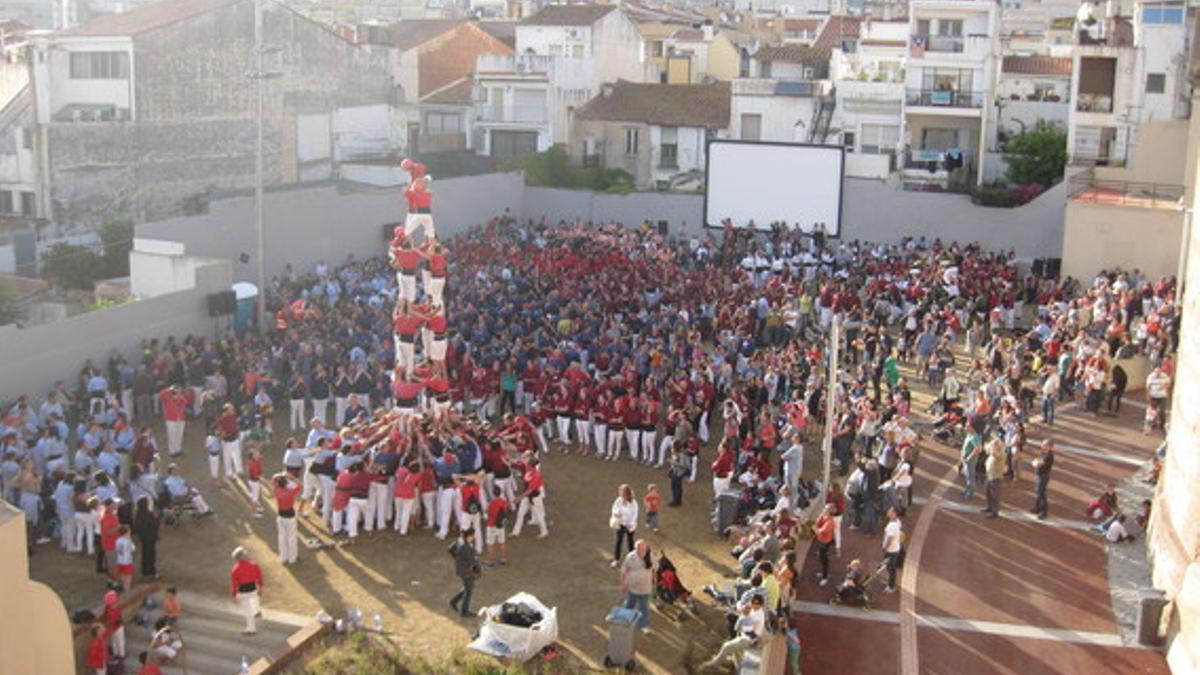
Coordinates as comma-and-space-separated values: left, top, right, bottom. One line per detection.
610, 484, 639, 568
881, 461, 912, 515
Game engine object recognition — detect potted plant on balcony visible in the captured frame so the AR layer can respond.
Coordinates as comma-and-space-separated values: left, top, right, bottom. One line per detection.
1044, 93, 1061, 102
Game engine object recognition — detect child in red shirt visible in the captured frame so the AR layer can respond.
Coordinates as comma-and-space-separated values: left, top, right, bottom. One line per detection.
137, 651, 163, 675
644, 484, 661, 533
248, 446, 264, 517
86, 624, 108, 674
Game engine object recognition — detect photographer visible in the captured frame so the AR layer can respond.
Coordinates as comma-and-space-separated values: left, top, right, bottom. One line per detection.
273, 472, 302, 564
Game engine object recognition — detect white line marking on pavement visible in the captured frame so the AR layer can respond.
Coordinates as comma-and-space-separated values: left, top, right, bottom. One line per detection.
1027, 438, 1147, 468
911, 496, 1095, 532
795, 601, 1151, 649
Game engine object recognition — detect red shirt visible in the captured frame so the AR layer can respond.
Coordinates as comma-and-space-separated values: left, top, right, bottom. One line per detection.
100, 510, 120, 552
248, 455, 263, 481
406, 184, 432, 209
394, 467, 419, 499
274, 482, 302, 511
139, 663, 164, 675
486, 497, 509, 527
393, 315, 422, 336
460, 482, 481, 511
230, 559, 264, 596
711, 451, 735, 478
523, 466, 544, 495
215, 411, 239, 441
86, 635, 109, 669
159, 389, 188, 422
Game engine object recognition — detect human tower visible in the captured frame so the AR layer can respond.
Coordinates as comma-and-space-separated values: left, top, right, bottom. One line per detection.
381, 159, 451, 433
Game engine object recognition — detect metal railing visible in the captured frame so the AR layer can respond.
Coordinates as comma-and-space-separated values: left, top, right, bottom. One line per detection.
906, 89, 985, 108
1068, 169, 1184, 207
1075, 93, 1114, 113
916, 34, 964, 53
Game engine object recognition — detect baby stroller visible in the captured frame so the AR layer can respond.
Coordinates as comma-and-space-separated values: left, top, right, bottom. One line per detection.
829, 559, 889, 610
654, 552, 696, 620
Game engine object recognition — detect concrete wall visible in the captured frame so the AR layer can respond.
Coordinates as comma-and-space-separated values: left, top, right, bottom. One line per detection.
1095, 119, 1190, 186
1061, 201, 1183, 282
0, 505, 73, 675
0, 257, 231, 403
525, 176, 1067, 256
136, 172, 524, 285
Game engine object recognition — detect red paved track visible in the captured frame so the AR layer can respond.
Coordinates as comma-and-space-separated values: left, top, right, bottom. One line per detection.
798, 387, 1170, 675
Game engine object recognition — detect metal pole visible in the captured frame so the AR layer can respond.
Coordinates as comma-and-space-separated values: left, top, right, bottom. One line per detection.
821, 316, 840, 497
254, 0, 266, 332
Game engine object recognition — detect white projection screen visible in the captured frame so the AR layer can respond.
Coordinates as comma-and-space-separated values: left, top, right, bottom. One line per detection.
704, 140, 845, 235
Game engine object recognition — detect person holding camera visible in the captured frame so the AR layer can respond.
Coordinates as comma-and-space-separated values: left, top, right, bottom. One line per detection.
449, 528, 481, 618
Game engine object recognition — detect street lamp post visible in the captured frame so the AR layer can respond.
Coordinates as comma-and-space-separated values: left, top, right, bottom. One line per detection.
247, 0, 282, 332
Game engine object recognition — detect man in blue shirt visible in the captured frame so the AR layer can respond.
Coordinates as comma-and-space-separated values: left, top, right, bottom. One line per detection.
433, 449, 461, 540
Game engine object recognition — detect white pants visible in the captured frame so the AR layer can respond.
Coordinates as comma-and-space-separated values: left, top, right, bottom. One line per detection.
348, 497, 369, 537
334, 398, 348, 428
60, 513, 78, 551
190, 385, 205, 416
556, 416, 572, 445
427, 276, 445, 306
236, 592, 260, 633
421, 491, 436, 528
607, 428, 624, 459
249, 478, 261, 505
658, 436, 674, 466
221, 439, 243, 477
575, 418, 590, 449
494, 476, 516, 506
713, 474, 731, 496
208, 452, 221, 480
512, 494, 547, 536
289, 399, 305, 430
396, 339, 415, 378
699, 411, 710, 443
109, 624, 125, 657
369, 482, 391, 530
312, 399, 327, 426
593, 423, 607, 456
833, 514, 843, 553
320, 476, 335, 524
399, 273, 417, 303
535, 427, 550, 455
625, 429, 641, 460
405, 212, 435, 239
394, 497, 416, 534
459, 511, 483, 551
277, 515, 298, 563
436, 487, 457, 538
642, 430, 657, 464
74, 511, 95, 554
165, 420, 185, 455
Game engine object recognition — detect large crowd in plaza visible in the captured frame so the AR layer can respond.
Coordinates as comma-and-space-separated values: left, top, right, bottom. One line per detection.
1, 164, 1181, 673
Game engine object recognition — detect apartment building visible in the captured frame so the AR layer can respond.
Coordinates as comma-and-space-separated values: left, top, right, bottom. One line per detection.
903, 0, 1001, 190
1064, 0, 1191, 166
831, 18, 908, 178
731, 44, 831, 147
473, 4, 649, 156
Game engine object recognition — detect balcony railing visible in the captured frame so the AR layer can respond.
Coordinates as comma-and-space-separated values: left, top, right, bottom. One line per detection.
906, 89, 984, 108
1076, 93, 1114, 113
475, 104, 548, 124
912, 34, 964, 53
1068, 170, 1183, 207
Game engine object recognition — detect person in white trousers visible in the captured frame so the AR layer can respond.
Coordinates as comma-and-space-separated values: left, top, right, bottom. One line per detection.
393, 461, 421, 535
230, 547, 263, 635
273, 474, 302, 564
511, 455, 548, 539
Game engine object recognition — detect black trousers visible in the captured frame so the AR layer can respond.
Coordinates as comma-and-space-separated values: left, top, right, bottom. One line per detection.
669, 474, 683, 506
140, 537, 158, 576
817, 541, 832, 579
613, 525, 635, 561
450, 577, 474, 615
885, 551, 901, 589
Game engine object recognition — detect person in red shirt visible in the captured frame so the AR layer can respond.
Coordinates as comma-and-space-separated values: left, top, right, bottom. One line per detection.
623, 392, 643, 462
85, 624, 108, 674
99, 500, 120, 579
643, 395, 662, 467
393, 460, 421, 535
103, 589, 125, 660
485, 486, 510, 566
390, 235, 422, 303
247, 446, 264, 517
403, 174, 434, 240
273, 473, 303, 564
455, 473, 485, 553
332, 462, 372, 539
419, 240, 447, 306
510, 454, 548, 539
229, 547, 264, 634
393, 301, 421, 379
137, 651, 164, 675
606, 392, 626, 461
158, 385, 189, 456
214, 403, 243, 478
711, 439, 736, 496
572, 383, 592, 455
416, 460, 437, 530
591, 390, 609, 458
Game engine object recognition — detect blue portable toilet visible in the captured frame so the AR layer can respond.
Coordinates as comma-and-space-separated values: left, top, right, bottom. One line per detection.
232, 282, 258, 337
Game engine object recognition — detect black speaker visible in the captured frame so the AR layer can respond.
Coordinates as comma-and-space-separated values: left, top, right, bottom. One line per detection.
1045, 258, 1062, 279
383, 222, 403, 241
207, 290, 236, 317
1032, 258, 1045, 276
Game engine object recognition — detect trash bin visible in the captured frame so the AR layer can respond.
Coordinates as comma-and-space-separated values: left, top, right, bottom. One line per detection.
604, 606, 640, 670
715, 490, 741, 535
1135, 588, 1168, 646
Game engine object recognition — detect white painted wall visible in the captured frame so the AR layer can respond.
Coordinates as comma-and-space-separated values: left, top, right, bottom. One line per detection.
31, 36, 134, 122
731, 91, 815, 142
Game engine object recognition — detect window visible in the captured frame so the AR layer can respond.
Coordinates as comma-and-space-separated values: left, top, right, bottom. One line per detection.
843, 131, 856, 153
740, 113, 762, 141
21, 127, 32, 150
19, 191, 34, 216
625, 127, 640, 155
860, 124, 900, 154
571, 44, 584, 58
840, 38, 857, 54
490, 130, 538, 157
659, 126, 678, 168
937, 19, 963, 36
69, 51, 129, 79
760, 60, 772, 78
424, 111, 462, 134
0, 191, 11, 214
1146, 73, 1166, 94
1142, 3, 1184, 24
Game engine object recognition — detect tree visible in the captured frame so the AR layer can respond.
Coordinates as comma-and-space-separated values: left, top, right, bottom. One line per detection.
1004, 121, 1067, 188
41, 243, 101, 290
98, 218, 134, 278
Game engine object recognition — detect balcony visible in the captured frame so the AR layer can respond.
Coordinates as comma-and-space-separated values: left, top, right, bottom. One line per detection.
1076, 93, 1114, 113
1068, 169, 1183, 208
476, 54, 553, 75
906, 89, 984, 108
474, 103, 548, 125
732, 78, 826, 97
912, 34, 963, 53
